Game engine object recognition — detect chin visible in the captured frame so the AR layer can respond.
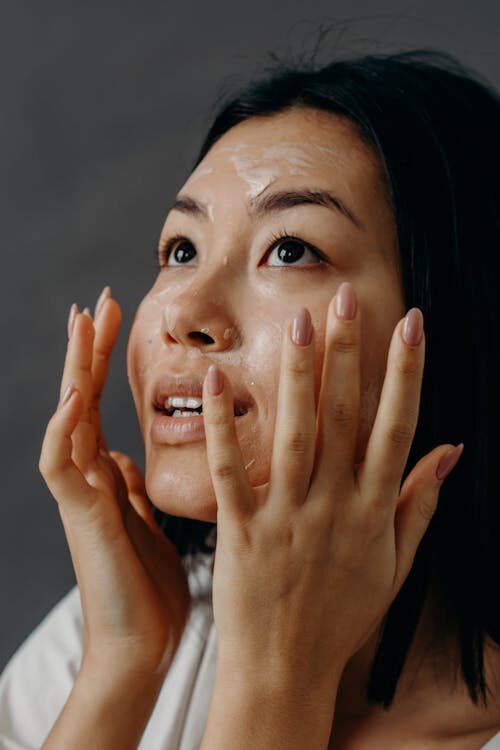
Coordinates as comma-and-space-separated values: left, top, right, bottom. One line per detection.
144, 440, 269, 522
145, 468, 218, 522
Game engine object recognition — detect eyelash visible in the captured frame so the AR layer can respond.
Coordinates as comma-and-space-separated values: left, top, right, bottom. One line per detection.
154, 228, 327, 269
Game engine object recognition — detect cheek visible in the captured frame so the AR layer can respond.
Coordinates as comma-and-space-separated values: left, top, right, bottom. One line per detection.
126, 324, 144, 413
126, 296, 163, 406
310, 325, 385, 465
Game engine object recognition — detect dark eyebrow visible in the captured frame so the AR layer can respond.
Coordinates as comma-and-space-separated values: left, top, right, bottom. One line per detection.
168, 188, 364, 231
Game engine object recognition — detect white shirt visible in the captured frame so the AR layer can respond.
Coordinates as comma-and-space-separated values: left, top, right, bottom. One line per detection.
1, 547, 500, 750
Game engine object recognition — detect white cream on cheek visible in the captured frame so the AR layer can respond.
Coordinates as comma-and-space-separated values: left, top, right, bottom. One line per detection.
128, 272, 386, 496
130, 291, 283, 414
130, 246, 381, 437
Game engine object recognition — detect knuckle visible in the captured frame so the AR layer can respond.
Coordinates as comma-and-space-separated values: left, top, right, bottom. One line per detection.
94, 347, 111, 363
418, 495, 437, 521
286, 429, 312, 455
208, 410, 230, 428
327, 397, 356, 427
361, 499, 390, 528
395, 351, 421, 377
38, 455, 54, 479
331, 336, 357, 356
214, 461, 235, 481
386, 418, 414, 446
38, 430, 55, 477
286, 356, 309, 378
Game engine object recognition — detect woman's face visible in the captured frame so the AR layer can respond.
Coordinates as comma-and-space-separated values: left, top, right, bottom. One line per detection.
127, 106, 406, 522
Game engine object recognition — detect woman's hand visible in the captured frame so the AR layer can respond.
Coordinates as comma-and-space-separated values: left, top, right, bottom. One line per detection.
202, 281, 463, 692
38, 288, 191, 676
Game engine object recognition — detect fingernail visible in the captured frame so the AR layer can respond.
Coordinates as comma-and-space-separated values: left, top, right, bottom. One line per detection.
95, 285, 111, 320
402, 308, 424, 347
61, 382, 75, 406
335, 282, 357, 321
436, 443, 464, 481
207, 365, 224, 396
291, 308, 312, 346
67, 303, 78, 340
83, 307, 92, 318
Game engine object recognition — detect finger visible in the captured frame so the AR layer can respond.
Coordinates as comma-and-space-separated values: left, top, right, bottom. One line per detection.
109, 450, 147, 498
59, 309, 97, 471
39, 385, 97, 515
80, 304, 107, 452
108, 450, 158, 532
268, 307, 316, 510
202, 365, 255, 523
311, 282, 361, 492
357, 308, 425, 508
392, 443, 464, 593
89, 289, 122, 452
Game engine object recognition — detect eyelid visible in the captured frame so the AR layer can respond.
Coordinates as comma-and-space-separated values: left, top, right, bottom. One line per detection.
264, 229, 326, 266
156, 230, 328, 267
156, 233, 189, 266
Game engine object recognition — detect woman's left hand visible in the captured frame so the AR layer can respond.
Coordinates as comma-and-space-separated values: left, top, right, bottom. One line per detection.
202, 281, 463, 693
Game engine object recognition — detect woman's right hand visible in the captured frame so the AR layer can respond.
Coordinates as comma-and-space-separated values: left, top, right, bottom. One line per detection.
38, 289, 192, 677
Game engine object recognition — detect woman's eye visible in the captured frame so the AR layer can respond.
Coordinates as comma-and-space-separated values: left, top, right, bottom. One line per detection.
265, 238, 322, 267
157, 234, 324, 268
159, 238, 196, 266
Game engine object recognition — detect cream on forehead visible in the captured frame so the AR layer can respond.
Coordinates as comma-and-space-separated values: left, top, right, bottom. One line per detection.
183, 141, 348, 211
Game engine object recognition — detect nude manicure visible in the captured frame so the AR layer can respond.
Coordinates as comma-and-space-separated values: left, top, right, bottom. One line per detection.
291, 308, 312, 346
207, 365, 224, 396
67, 303, 78, 340
436, 443, 464, 481
95, 285, 111, 319
402, 308, 424, 347
335, 282, 357, 321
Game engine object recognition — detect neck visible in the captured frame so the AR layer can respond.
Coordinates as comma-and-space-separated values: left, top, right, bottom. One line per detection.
332, 577, 500, 743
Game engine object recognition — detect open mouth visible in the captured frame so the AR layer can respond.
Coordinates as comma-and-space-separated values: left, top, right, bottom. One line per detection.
152, 401, 249, 418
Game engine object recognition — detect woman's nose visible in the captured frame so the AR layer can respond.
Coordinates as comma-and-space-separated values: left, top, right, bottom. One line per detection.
161, 290, 238, 352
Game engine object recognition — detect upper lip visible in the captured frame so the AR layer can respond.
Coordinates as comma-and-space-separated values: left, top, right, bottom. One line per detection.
152, 372, 253, 414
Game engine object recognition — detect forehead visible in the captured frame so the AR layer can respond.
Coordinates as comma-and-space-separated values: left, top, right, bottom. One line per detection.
182, 107, 384, 206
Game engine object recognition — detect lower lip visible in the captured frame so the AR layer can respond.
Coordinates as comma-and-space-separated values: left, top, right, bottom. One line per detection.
150, 410, 248, 445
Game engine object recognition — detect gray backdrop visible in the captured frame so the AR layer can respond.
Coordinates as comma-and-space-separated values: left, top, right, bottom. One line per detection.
2, 0, 499, 672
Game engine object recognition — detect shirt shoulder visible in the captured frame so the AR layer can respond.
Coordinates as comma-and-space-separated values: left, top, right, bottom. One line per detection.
482, 730, 500, 749
0, 551, 216, 750
0, 585, 83, 749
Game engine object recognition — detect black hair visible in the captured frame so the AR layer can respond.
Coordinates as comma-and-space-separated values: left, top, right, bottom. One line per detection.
152, 45, 500, 710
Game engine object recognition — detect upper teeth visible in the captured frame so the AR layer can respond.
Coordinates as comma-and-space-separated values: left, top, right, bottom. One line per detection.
164, 396, 203, 409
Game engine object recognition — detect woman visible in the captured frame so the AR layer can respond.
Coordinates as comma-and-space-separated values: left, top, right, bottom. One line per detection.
1, 47, 499, 749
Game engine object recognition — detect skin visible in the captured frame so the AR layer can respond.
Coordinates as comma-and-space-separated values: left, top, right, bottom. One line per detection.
126, 108, 500, 747
127, 108, 403, 521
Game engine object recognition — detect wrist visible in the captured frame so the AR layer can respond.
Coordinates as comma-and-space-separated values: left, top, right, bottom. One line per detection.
215, 659, 342, 709
200, 660, 341, 750
215, 645, 344, 701
82, 641, 174, 683
40, 651, 169, 749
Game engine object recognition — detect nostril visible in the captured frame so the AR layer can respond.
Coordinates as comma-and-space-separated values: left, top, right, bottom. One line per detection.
188, 331, 214, 345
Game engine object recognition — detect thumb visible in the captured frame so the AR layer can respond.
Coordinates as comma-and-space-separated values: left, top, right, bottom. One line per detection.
393, 443, 464, 593
108, 450, 158, 533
